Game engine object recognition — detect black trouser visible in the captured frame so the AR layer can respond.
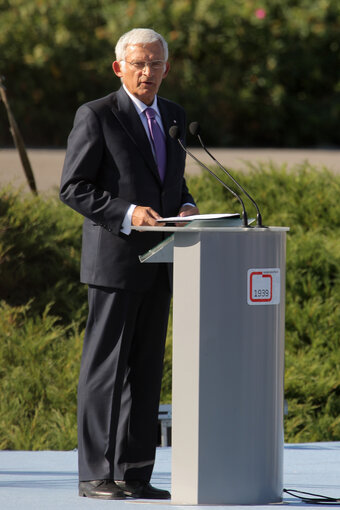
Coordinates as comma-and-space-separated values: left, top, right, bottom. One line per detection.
77, 266, 171, 482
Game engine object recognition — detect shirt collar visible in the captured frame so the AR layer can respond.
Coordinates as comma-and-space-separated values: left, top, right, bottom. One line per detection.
123, 84, 161, 118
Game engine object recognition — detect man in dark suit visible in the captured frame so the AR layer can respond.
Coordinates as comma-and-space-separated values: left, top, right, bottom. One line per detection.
60, 28, 198, 500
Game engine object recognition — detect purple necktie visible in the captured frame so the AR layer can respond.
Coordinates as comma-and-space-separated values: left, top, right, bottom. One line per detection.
145, 107, 166, 181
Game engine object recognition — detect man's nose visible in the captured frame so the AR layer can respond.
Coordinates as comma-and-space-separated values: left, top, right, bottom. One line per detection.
142, 64, 153, 76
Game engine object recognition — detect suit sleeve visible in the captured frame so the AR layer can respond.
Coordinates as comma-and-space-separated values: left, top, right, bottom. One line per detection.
60, 104, 130, 235
180, 176, 196, 207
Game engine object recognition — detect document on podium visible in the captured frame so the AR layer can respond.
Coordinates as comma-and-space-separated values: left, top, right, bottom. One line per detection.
157, 213, 240, 223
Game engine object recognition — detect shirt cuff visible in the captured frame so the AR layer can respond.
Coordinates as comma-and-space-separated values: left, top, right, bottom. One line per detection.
182, 202, 196, 208
120, 204, 137, 235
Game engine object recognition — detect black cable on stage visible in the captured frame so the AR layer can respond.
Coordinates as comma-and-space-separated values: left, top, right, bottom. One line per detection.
284, 488, 340, 504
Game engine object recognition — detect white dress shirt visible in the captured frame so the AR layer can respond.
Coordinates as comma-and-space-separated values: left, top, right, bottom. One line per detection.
120, 85, 193, 234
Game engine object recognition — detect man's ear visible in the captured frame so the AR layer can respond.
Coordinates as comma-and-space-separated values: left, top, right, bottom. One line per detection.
112, 61, 123, 78
163, 61, 170, 79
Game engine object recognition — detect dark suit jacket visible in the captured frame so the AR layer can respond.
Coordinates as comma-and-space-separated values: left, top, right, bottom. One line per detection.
60, 87, 195, 291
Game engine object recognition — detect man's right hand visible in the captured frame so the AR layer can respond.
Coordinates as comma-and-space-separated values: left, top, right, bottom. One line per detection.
131, 206, 165, 227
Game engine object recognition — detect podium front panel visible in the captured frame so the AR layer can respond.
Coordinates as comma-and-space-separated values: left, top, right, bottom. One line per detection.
171, 229, 286, 505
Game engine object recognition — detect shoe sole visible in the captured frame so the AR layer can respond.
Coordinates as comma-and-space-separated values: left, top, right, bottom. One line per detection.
121, 490, 171, 500
79, 489, 126, 500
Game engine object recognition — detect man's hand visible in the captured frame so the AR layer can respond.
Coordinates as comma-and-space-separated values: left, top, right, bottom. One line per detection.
178, 205, 199, 217
132, 206, 165, 227
176, 204, 199, 226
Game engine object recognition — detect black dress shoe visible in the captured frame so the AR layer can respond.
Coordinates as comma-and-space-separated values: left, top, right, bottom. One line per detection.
79, 480, 127, 499
115, 480, 171, 499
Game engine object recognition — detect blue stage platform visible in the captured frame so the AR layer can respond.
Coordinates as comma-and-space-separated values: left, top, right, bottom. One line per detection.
0, 443, 339, 509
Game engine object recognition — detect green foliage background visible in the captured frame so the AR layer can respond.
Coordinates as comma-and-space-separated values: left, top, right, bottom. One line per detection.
0, 164, 339, 449
1, 0, 340, 147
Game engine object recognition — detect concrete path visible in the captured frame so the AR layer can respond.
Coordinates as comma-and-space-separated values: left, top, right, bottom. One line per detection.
0, 443, 339, 509
0, 147, 339, 193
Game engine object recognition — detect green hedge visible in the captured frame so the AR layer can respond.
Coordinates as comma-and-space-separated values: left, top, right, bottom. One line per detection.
0, 163, 339, 449
0, 302, 81, 450
1, 0, 340, 147
0, 187, 86, 324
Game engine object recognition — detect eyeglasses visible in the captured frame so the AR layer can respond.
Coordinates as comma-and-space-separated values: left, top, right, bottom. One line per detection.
122, 60, 166, 71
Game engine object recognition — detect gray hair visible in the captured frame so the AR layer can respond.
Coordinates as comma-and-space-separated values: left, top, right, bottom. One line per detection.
115, 28, 168, 62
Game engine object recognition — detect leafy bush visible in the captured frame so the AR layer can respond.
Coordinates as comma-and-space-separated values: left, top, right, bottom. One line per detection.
0, 163, 339, 449
1, 0, 340, 147
0, 301, 81, 450
0, 187, 87, 324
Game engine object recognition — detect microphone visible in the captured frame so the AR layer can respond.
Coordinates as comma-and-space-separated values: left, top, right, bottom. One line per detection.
189, 122, 263, 227
169, 125, 249, 227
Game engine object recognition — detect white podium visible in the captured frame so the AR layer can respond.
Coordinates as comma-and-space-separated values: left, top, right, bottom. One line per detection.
137, 221, 289, 505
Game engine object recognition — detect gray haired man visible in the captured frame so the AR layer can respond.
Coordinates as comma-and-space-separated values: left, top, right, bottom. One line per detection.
60, 28, 198, 500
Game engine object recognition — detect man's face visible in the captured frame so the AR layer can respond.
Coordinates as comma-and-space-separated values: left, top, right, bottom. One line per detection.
112, 41, 170, 105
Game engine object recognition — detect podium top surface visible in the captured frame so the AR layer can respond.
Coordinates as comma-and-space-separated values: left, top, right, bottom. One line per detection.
133, 216, 289, 233
132, 225, 290, 233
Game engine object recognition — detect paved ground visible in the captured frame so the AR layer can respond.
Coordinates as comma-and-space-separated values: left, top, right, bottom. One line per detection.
0, 443, 339, 510
0, 147, 339, 193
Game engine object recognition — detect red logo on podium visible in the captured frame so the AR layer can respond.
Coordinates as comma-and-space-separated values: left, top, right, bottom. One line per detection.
249, 272, 272, 302
247, 268, 280, 306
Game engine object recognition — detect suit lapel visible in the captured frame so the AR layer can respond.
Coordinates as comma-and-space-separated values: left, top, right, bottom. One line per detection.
158, 98, 183, 188
111, 87, 161, 184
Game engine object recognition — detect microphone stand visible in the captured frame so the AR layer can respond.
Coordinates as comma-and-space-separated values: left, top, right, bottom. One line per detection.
169, 126, 249, 227
189, 122, 264, 227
